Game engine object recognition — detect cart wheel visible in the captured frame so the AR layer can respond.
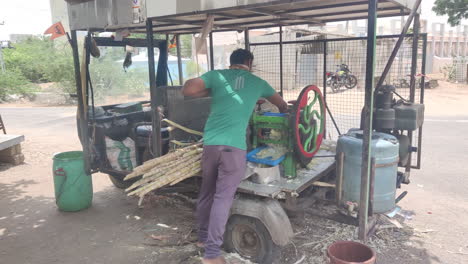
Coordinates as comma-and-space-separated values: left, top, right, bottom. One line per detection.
225, 215, 281, 264
108, 174, 136, 189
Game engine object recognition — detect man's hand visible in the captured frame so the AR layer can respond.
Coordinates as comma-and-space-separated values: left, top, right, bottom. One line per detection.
182, 78, 210, 98
267, 93, 288, 113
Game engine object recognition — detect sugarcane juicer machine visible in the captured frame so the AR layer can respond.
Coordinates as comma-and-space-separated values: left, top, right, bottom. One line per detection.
250, 85, 326, 178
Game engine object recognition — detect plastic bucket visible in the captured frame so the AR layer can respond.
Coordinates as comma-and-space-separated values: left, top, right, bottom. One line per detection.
327, 241, 376, 264
52, 151, 93, 212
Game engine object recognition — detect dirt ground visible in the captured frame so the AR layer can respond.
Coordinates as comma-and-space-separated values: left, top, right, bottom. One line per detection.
1, 81, 468, 264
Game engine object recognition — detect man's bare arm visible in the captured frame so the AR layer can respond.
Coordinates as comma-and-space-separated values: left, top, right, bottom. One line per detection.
267, 93, 288, 113
182, 78, 210, 98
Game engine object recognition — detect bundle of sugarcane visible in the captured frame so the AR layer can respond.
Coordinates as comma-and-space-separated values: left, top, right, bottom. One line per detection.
124, 143, 203, 206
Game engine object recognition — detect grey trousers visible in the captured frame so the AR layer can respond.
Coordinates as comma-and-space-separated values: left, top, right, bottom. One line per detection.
196, 145, 247, 259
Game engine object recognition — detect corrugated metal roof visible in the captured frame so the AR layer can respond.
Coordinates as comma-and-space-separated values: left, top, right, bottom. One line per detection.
68, 0, 417, 33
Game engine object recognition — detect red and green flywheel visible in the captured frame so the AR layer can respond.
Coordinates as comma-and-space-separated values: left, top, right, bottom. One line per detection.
290, 85, 326, 166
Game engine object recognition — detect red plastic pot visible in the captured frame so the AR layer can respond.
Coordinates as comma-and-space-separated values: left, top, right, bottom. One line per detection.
327, 241, 376, 264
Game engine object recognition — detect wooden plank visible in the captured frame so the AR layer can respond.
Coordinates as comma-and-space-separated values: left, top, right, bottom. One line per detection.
0, 135, 25, 151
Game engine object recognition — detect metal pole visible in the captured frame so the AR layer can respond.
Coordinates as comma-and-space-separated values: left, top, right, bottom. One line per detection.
368, 158, 376, 217
244, 29, 250, 51
146, 19, 162, 157
323, 41, 327, 138
409, 14, 420, 102
420, 34, 427, 104
376, 0, 423, 90
326, 105, 342, 136
71, 30, 90, 173
358, 0, 378, 242
336, 152, 344, 205
209, 32, 214, 70
279, 26, 284, 97
176, 35, 184, 85
405, 14, 420, 175
416, 33, 427, 170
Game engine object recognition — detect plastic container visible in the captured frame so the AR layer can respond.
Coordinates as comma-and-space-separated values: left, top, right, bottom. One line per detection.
246, 163, 281, 184
394, 102, 424, 131
327, 241, 376, 264
53, 151, 93, 212
337, 130, 399, 213
247, 146, 285, 166
262, 112, 286, 117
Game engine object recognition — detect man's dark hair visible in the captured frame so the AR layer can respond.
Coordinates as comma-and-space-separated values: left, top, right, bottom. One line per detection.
230, 49, 254, 65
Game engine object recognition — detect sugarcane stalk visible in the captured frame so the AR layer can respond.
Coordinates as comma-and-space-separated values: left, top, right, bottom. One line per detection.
129, 143, 200, 173
134, 163, 201, 206
125, 151, 185, 180
141, 148, 202, 178
169, 166, 202, 186
141, 153, 201, 180
124, 144, 202, 180
128, 161, 201, 197
127, 160, 200, 196
125, 153, 201, 192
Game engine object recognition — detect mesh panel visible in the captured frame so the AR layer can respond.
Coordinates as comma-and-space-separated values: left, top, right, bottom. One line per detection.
251, 34, 425, 168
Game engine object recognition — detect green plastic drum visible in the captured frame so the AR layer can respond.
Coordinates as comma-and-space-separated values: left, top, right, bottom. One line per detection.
53, 151, 93, 212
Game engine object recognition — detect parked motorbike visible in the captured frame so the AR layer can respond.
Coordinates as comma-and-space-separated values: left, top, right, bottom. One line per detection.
326, 64, 358, 93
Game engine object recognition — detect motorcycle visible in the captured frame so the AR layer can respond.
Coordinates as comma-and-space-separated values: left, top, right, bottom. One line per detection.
326, 64, 358, 93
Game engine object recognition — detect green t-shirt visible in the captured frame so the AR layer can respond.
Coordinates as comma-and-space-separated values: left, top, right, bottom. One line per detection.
200, 69, 276, 150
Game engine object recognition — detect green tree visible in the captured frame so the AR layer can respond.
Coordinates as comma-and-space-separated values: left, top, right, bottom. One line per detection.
0, 70, 38, 100
432, 0, 468, 27
3, 36, 75, 86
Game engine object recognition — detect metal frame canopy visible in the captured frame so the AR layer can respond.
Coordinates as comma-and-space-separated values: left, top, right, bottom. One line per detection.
68, 0, 418, 33
68, 0, 423, 242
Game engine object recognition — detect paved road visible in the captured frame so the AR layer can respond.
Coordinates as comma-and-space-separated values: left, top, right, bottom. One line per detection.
0, 106, 467, 263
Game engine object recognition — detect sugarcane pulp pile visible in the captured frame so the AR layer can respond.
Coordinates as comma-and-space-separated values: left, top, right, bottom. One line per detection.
124, 143, 203, 206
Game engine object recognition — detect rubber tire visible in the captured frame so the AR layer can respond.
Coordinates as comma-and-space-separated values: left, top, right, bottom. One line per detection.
224, 215, 281, 264
108, 174, 137, 189
345, 75, 358, 89
331, 81, 339, 93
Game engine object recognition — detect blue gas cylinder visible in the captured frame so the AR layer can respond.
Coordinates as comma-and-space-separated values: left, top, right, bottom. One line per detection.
337, 130, 399, 213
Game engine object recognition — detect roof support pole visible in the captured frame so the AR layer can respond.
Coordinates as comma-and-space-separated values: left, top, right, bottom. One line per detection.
209, 32, 215, 70
176, 35, 184, 84
375, 0, 423, 90
146, 19, 162, 158
416, 33, 427, 170
405, 13, 420, 176
244, 29, 250, 51
358, 0, 378, 242
279, 26, 284, 97
323, 41, 327, 138
71, 30, 91, 173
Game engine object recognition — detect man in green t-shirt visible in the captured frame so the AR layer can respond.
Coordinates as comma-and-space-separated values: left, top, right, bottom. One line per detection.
183, 49, 287, 264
